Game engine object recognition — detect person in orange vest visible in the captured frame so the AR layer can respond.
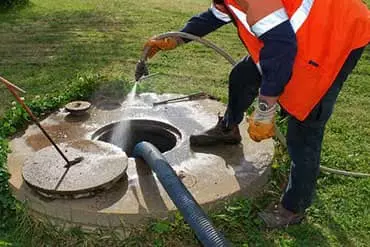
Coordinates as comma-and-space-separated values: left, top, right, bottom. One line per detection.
143, 0, 370, 228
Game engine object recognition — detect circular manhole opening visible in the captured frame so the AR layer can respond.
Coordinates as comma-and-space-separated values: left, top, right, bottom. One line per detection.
91, 119, 182, 157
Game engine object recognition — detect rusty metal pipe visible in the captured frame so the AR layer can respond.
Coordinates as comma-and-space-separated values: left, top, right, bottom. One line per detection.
0, 76, 26, 94
0, 76, 81, 167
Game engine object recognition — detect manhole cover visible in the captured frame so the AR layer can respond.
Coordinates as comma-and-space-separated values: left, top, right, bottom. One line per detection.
22, 140, 128, 198
91, 119, 182, 157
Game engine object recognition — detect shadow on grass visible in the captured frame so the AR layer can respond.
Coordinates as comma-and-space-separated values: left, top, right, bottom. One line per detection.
283, 198, 358, 247
306, 199, 355, 247
0, 0, 30, 13
204, 197, 331, 247
204, 171, 360, 246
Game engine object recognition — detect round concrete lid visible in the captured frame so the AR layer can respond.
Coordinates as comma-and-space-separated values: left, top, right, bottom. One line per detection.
65, 101, 91, 115
22, 140, 128, 198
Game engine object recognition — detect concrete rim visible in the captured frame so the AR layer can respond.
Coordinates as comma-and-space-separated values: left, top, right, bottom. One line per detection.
91, 119, 183, 157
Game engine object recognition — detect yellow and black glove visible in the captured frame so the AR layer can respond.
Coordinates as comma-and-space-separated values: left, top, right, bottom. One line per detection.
144, 37, 180, 59
247, 100, 277, 142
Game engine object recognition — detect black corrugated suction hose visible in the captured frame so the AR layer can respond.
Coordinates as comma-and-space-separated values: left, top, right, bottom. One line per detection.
133, 141, 230, 247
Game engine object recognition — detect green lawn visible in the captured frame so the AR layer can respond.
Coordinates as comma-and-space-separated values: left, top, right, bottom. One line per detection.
0, 0, 369, 246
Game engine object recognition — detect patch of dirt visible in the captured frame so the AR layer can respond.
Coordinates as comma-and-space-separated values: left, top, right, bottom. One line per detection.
26, 123, 87, 151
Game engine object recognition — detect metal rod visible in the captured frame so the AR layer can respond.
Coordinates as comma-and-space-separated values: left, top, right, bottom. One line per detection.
34, 121, 71, 165
153, 92, 206, 106
136, 72, 160, 82
132, 72, 160, 84
0, 76, 26, 93
54, 166, 70, 190
0, 77, 72, 165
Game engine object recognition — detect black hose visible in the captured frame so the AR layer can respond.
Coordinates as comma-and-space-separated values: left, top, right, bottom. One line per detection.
133, 141, 230, 247
140, 32, 237, 65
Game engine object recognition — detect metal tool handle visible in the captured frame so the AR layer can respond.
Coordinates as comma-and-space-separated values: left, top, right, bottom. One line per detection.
153, 92, 206, 106
0, 76, 26, 93
0, 76, 75, 166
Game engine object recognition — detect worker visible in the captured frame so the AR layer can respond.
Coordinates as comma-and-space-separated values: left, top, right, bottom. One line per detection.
143, 0, 370, 228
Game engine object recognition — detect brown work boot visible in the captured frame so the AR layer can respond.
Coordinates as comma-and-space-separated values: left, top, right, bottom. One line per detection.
189, 116, 242, 146
258, 203, 304, 228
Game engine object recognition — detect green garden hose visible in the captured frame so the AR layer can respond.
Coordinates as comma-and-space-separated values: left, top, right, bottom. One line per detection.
138, 31, 370, 178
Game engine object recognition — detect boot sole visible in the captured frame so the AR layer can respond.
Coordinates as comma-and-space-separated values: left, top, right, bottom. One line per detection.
258, 212, 304, 229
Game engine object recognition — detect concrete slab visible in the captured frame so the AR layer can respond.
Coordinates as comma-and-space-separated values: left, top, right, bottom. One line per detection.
7, 93, 274, 228
22, 140, 128, 198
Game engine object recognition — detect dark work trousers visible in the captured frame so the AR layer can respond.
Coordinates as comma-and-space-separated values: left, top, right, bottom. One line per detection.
224, 47, 365, 213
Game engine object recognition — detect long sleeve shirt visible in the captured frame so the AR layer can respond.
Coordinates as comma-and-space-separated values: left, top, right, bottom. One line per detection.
180, 6, 297, 97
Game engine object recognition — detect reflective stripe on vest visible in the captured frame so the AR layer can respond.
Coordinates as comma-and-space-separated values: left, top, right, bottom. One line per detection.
228, 5, 255, 35
211, 3, 232, 22
290, 0, 314, 32
227, 0, 315, 75
227, 0, 315, 38
224, 0, 369, 121
251, 8, 289, 37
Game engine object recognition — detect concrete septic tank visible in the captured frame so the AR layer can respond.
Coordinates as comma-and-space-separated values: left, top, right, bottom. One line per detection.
7, 93, 274, 228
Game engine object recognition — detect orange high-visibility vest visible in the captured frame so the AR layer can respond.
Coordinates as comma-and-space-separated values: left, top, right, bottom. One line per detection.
223, 0, 370, 120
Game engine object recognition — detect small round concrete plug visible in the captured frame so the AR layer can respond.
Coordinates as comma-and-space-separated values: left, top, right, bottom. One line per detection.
65, 101, 91, 116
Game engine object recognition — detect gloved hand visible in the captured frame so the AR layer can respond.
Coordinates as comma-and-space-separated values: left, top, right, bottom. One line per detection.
247, 100, 277, 142
144, 37, 180, 59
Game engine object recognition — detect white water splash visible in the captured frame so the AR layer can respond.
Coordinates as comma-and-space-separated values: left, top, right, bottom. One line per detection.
109, 82, 138, 152
127, 81, 138, 105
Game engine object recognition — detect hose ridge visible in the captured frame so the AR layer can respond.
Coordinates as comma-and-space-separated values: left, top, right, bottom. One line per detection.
133, 141, 230, 247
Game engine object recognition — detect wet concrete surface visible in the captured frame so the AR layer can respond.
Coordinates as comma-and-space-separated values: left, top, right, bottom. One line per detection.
7, 93, 274, 227
26, 123, 87, 151
22, 140, 128, 198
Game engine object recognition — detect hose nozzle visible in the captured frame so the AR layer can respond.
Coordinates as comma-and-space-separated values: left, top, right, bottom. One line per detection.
135, 60, 149, 81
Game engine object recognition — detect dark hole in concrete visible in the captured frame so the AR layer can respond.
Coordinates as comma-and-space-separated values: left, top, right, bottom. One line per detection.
92, 120, 181, 157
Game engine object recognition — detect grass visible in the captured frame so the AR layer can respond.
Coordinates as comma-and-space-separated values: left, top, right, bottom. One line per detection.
0, 0, 369, 246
